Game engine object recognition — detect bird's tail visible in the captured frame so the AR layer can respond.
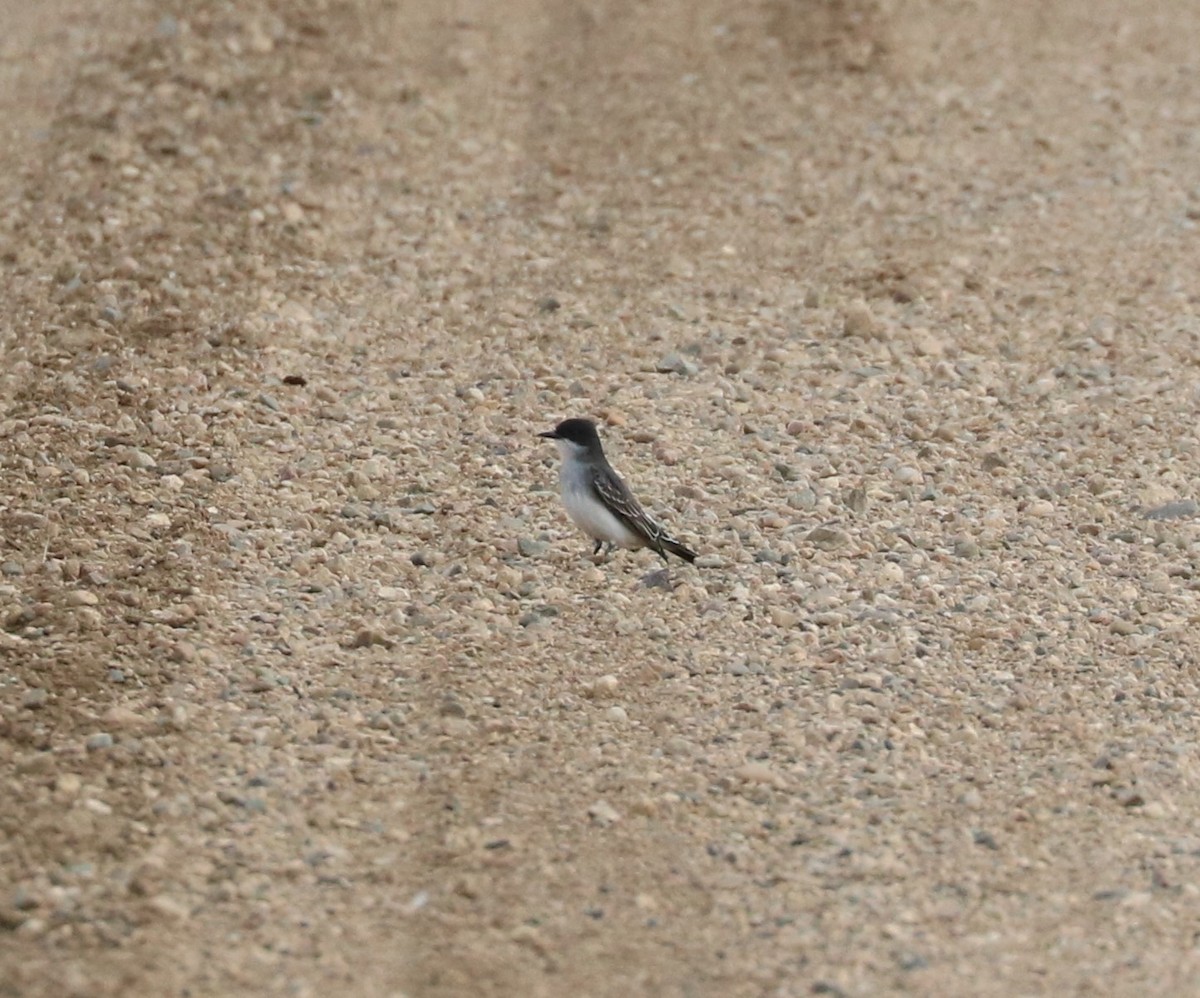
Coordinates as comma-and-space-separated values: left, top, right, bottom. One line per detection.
661, 535, 697, 563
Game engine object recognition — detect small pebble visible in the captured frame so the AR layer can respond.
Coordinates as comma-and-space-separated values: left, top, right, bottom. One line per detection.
735, 762, 787, 789
842, 301, 878, 338
1143, 501, 1198, 521
10, 511, 48, 529
769, 607, 800, 628
517, 537, 550, 559
85, 733, 114, 752
56, 773, 82, 796
585, 674, 620, 699
21, 689, 48, 710
439, 697, 467, 718
954, 539, 981, 559
972, 829, 999, 850
641, 568, 671, 590
124, 449, 157, 470
789, 490, 818, 511
807, 526, 850, 550
147, 895, 190, 921
981, 453, 1008, 472
349, 628, 390, 649
655, 353, 699, 376
587, 800, 621, 826
101, 705, 145, 731
844, 486, 867, 513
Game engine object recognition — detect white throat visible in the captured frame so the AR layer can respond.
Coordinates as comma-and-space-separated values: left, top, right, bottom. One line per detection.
554, 438, 591, 462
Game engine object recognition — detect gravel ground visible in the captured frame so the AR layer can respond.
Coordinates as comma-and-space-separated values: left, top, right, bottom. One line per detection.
4, 1, 1200, 995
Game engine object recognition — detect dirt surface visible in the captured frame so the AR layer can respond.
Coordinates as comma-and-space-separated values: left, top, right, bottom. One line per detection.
4, 0, 1200, 995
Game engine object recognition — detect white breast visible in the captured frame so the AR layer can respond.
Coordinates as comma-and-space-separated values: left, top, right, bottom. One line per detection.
559, 461, 644, 550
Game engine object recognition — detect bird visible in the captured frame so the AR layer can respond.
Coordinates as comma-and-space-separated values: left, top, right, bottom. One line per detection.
538, 417, 697, 565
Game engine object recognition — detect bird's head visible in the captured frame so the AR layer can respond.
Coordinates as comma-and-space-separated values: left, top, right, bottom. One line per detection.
538, 418, 603, 458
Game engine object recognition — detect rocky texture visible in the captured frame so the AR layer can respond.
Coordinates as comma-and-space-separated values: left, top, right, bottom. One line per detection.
4, 1, 1200, 996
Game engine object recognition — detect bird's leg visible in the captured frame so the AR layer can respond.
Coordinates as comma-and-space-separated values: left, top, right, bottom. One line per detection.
592, 540, 617, 563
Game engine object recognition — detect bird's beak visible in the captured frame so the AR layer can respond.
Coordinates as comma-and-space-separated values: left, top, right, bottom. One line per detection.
537, 430, 558, 439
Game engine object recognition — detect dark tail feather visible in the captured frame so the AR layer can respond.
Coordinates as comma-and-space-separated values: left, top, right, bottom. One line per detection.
661, 536, 697, 563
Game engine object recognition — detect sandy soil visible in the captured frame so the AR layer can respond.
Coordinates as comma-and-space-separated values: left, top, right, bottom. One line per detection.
4, 1, 1200, 995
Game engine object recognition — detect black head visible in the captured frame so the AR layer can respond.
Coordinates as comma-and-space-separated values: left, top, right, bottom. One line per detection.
538, 418, 603, 447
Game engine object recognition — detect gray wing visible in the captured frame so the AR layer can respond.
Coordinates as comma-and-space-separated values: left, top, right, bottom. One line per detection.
592, 465, 669, 552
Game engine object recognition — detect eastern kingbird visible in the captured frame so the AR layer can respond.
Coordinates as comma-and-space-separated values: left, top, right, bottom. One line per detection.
538, 418, 698, 564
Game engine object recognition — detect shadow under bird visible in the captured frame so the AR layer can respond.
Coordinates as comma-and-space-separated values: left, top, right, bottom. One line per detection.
538, 418, 697, 564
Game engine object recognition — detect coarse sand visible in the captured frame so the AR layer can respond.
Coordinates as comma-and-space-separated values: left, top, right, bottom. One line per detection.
3, 1, 1200, 995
